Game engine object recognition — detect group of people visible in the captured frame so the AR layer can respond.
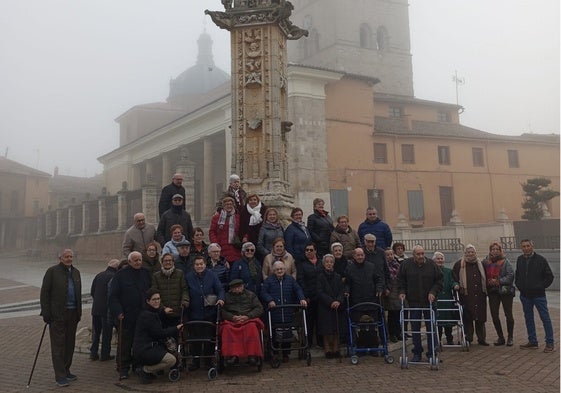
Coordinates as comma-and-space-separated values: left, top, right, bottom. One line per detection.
38, 172, 556, 387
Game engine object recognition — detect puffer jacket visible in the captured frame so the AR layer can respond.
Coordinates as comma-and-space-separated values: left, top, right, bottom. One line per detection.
306, 210, 334, 257
261, 274, 305, 324
258, 221, 285, 257
152, 268, 189, 318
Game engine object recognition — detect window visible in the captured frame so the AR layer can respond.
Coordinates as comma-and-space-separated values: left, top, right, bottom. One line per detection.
389, 106, 403, 118
330, 189, 348, 217
359, 23, 373, 49
508, 149, 519, 168
438, 146, 450, 165
376, 26, 389, 51
367, 189, 385, 219
374, 143, 388, 163
402, 144, 415, 164
407, 190, 424, 221
437, 111, 451, 122
472, 147, 484, 167
439, 186, 454, 225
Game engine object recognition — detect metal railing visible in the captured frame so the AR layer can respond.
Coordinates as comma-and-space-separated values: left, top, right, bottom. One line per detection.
397, 238, 464, 252
500, 236, 560, 251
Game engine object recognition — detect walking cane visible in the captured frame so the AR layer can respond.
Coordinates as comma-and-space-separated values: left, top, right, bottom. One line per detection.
117, 317, 123, 380
27, 322, 48, 388
335, 307, 342, 363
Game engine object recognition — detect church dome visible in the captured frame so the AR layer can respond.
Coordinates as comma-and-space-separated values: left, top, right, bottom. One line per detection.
167, 31, 230, 106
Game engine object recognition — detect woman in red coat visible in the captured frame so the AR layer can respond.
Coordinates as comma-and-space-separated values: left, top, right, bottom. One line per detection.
209, 197, 241, 263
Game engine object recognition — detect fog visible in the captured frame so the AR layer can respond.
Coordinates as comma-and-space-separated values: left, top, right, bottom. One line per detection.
0, 0, 558, 177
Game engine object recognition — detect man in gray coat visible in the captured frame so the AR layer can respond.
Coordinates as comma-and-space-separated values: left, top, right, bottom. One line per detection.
122, 212, 156, 259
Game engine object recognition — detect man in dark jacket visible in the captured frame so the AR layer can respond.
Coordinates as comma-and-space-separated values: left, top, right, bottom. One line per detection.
398, 245, 443, 362
515, 239, 555, 352
157, 194, 194, 245
158, 173, 185, 217
90, 258, 119, 361
345, 248, 384, 307
363, 233, 391, 295
109, 251, 152, 380
40, 249, 82, 387
357, 207, 393, 249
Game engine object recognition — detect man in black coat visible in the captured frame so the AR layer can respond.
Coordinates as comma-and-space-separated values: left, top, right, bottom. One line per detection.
362, 233, 391, 296
157, 194, 194, 245
89, 258, 119, 361
108, 251, 152, 380
158, 173, 185, 218
40, 249, 82, 387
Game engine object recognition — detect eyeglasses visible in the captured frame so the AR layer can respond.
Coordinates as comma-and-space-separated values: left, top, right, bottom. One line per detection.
305, 249, 315, 252
150, 297, 161, 301
245, 249, 255, 252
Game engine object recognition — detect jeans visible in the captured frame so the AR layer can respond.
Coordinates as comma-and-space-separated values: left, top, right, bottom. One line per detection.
410, 308, 436, 356
520, 294, 554, 345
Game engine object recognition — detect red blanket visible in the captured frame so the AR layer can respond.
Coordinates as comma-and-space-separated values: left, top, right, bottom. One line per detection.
220, 318, 264, 357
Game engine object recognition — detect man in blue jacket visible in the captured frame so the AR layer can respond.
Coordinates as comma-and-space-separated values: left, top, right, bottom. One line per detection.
357, 207, 392, 249
515, 239, 555, 353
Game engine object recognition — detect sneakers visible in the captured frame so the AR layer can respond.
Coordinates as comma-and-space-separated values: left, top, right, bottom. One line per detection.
506, 338, 514, 347
66, 373, 77, 382
119, 369, 129, 380
55, 378, 69, 387
520, 342, 539, 349
544, 344, 555, 353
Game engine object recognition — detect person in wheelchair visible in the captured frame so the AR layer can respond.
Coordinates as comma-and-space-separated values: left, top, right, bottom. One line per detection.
133, 288, 183, 384
221, 278, 264, 366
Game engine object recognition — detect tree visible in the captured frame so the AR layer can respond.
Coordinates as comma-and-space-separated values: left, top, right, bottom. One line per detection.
521, 178, 560, 220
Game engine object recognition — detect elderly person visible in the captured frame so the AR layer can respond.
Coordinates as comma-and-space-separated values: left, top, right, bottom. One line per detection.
284, 207, 311, 262
109, 251, 152, 380
190, 227, 209, 259
433, 251, 457, 346
261, 261, 307, 362
307, 198, 334, 258
230, 242, 263, 294
158, 173, 185, 217
223, 173, 247, 211
482, 242, 515, 346
220, 279, 264, 366
174, 240, 193, 277
382, 248, 401, 343
142, 241, 161, 275
185, 256, 225, 371
152, 253, 190, 327
330, 215, 361, 260
257, 207, 284, 258
297, 242, 323, 348
262, 237, 296, 280
162, 224, 187, 258
398, 245, 443, 363
363, 233, 391, 296
207, 243, 230, 292
209, 196, 241, 263
317, 254, 346, 358
133, 288, 183, 384
453, 244, 488, 346
392, 242, 408, 262
122, 212, 156, 259
157, 193, 194, 245
239, 193, 267, 247
357, 207, 392, 249
331, 242, 349, 278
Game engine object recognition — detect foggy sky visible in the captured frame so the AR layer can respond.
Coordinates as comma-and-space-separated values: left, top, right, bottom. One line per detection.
0, 0, 558, 178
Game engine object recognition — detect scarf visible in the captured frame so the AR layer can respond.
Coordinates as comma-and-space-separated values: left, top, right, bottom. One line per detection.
161, 266, 175, 277
485, 256, 504, 287
386, 257, 400, 281
295, 220, 310, 238
246, 202, 263, 226
459, 257, 486, 295
218, 209, 236, 243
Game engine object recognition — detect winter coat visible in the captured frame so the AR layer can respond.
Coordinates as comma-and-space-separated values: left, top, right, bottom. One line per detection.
398, 257, 443, 308
122, 224, 156, 259
230, 257, 263, 295
262, 252, 297, 280
306, 210, 334, 257
108, 265, 152, 329
257, 221, 284, 258
156, 206, 194, 245
452, 260, 487, 321
90, 266, 117, 317
261, 274, 305, 324
344, 260, 383, 306
142, 253, 161, 275
357, 218, 393, 249
515, 252, 554, 298
209, 211, 241, 263
364, 246, 391, 291
239, 202, 267, 245
152, 269, 189, 318
482, 255, 515, 295
316, 269, 347, 335
206, 256, 230, 292
296, 257, 322, 301
158, 182, 185, 217
436, 266, 457, 323
334, 257, 350, 278
284, 221, 311, 262
185, 269, 225, 322
221, 289, 264, 321
133, 305, 178, 365
40, 263, 82, 322
162, 235, 187, 259
174, 254, 195, 278
330, 225, 361, 259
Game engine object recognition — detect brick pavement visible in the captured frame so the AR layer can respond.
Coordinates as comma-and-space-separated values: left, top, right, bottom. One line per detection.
0, 256, 559, 393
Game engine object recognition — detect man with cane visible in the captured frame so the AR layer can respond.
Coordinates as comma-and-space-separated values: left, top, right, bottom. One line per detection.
39, 249, 82, 387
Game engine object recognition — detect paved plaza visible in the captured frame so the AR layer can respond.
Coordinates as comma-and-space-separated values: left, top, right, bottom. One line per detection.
0, 255, 558, 393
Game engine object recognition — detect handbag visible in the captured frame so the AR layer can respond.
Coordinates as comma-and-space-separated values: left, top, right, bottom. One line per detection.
204, 294, 218, 307
499, 285, 515, 296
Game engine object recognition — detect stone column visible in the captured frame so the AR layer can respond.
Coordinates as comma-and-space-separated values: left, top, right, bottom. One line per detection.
203, 137, 215, 219
162, 154, 171, 187
98, 197, 107, 233
176, 146, 196, 217
68, 206, 76, 235
45, 211, 54, 238
117, 190, 128, 231
142, 185, 159, 226
35, 214, 44, 241
56, 209, 63, 236
81, 201, 89, 235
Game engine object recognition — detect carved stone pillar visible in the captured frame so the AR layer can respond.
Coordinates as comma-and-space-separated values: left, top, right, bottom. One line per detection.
81, 201, 89, 235
98, 197, 107, 233
142, 185, 159, 227
176, 146, 196, 217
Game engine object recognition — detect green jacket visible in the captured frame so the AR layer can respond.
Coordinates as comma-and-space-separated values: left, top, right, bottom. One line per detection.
221, 289, 263, 321
40, 263, 82, 321
152, 268, 189, 318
